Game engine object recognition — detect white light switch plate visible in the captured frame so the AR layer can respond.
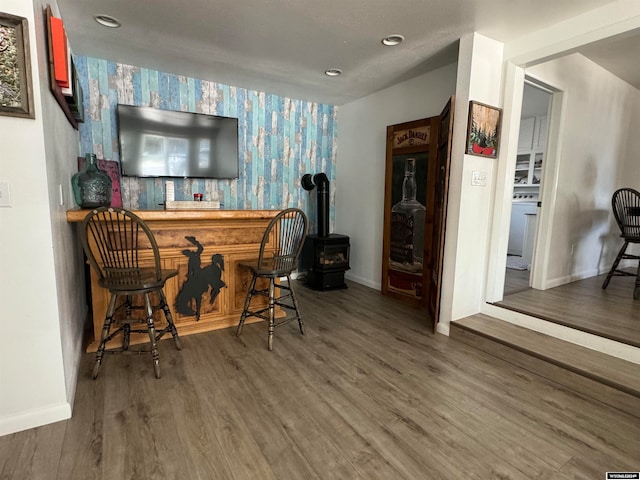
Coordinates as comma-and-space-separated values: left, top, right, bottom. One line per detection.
0, 182, 11, 207
471, 170, 487, 186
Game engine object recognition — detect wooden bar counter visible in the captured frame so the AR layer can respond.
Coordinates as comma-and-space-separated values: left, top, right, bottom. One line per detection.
67, 209, 280, 352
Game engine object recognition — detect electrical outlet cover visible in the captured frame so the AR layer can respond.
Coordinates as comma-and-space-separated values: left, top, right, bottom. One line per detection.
0, 182, 11, 207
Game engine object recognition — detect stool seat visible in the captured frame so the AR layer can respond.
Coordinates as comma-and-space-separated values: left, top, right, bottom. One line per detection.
98, 268, 178, 293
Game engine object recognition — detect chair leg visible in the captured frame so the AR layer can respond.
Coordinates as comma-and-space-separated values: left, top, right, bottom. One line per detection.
92, 294, 118, 380
267, 278, 276, 351
602, 241, 628, 289
144, 293, 161, 379
237, 274, 257, 337
287, 275, 305, 335
123, 296, 132, 350
159, 290, 182, 350
635, 261, 640, 300
122, 324, 131, 351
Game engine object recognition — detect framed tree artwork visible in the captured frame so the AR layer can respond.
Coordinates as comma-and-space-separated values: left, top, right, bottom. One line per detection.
466, 101, 501, 158
0, 12, 34, 119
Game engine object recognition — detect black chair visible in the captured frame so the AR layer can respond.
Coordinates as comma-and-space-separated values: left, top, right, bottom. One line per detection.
236, 208, 308, 350
81, 207, 182, 379
602, 188, 640, 299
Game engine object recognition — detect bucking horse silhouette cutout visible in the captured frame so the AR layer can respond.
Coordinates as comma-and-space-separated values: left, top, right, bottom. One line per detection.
175, 236, 226, 320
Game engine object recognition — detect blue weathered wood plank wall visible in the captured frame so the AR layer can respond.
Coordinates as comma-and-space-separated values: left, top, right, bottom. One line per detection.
74, 56, 337, 229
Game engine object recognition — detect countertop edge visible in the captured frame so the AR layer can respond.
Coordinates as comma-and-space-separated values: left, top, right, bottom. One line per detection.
66, 208, 282, 223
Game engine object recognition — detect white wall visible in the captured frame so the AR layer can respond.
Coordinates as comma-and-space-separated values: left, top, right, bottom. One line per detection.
34, 0, 87, 414
0, 0, 83, 436
621, 98, 640, 186
335, 62, 458, 289
438, 33, 505, 334
526, 54, 640, 285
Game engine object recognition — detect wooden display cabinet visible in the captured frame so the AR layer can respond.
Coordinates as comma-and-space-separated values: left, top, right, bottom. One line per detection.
381, 96, 454, 332
382, 117, 439, 307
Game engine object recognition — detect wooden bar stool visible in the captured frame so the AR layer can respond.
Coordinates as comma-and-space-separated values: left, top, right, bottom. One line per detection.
602, 188, 640, 299
236, 208, 308, 350
81, 207, 182, 378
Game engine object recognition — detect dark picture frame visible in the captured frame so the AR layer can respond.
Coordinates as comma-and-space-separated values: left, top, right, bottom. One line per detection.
44, 5, 78, 129
466, 100, 501, 158
0, 12, 34, 119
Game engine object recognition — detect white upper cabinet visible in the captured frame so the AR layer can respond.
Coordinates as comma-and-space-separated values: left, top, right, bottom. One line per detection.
533, 115, 547, 151
518, 115, 547, 153
514, 115, 547, 199
517, 117, 535, 152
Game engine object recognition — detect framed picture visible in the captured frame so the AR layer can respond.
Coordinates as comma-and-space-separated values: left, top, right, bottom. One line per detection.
0, 12, 34, 119
44, 5, 78, 129
466, 101, 501, 158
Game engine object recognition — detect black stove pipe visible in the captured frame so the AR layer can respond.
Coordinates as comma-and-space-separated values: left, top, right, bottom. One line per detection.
301, 173, 329, 237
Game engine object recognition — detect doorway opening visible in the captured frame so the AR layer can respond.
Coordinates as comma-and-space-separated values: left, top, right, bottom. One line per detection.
504, 81, 552, 296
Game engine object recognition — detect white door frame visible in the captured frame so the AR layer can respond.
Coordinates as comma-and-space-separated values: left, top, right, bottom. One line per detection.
484, 67, 564, 302
524, 77, 564, 291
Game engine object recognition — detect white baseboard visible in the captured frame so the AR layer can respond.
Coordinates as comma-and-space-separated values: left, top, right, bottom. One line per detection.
544, 268, 600, 289
344, 272, 380, 290
0, 402, 71, 437
544, 261, 636, 290
436, 322, 450, 336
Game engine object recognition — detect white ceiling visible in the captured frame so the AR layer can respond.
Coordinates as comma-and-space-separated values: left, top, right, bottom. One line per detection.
55, 0, 635, 105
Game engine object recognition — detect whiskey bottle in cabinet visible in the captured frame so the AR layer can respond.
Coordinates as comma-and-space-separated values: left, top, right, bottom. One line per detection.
390, 157, 426, 269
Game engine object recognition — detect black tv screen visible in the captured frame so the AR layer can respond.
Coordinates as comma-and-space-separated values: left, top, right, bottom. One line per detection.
117, 104, 239, 179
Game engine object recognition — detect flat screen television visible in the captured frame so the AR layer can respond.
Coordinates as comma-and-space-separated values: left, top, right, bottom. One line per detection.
117, 104, 239, 179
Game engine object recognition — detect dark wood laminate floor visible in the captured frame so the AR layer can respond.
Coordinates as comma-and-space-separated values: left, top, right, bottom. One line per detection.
2, 281, 639, 479
500, 270, 640, 348
504, 266, 531, 296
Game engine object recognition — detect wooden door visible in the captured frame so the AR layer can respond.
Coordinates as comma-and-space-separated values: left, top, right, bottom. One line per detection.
428, 96, 455, 331
382, 116, 438, 308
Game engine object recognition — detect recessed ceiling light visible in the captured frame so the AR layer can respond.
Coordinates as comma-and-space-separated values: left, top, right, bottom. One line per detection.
325, 68, 343, 77
94, 14, 121, 28
382, 34, 404, 46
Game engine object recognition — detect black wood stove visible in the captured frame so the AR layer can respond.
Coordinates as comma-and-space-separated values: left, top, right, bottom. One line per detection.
300, 173, 350, 290
301, 233, 350, 290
